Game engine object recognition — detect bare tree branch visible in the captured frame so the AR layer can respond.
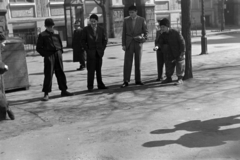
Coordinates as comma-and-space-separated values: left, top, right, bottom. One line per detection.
93, 0, 101, 6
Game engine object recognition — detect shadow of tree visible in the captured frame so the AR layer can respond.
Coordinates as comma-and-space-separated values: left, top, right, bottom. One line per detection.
143, 115, 240, 148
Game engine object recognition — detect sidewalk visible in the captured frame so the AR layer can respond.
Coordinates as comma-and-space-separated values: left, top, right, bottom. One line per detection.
1, 32, 240, 160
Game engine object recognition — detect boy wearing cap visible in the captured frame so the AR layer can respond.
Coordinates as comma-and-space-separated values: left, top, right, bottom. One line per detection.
157, 18, 186, 85
72, 20, 86, 71
121, 5, 148, 88
36, 18, 73, 101
80, 14, 108, 91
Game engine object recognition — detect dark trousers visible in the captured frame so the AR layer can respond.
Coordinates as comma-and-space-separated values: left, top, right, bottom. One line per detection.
124, 41, 142, 82
0, 93, 8, 120
162, 45, 185, 78
79, 51, 86, 66
42, 51, 68, 93
165, 60, 185, 78
87, 51, 105, 89
156, 49, 164, 79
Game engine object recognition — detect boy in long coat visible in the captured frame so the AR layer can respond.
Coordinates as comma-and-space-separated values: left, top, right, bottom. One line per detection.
72, 20, 86, 71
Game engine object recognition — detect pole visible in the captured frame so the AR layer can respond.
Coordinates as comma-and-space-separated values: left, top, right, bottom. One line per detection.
221, 0, 225, 31
200, 0, 208, 55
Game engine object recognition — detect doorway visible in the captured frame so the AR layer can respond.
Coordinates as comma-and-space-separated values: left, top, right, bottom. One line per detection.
224, 0, 235, 25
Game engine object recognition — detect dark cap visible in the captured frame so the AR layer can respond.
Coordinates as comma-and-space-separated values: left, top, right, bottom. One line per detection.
90, 14, 98, 21
45, 18, 55, 26
159, 18, 170, 27
128, 5, 137, 11
74, 20, 81, 25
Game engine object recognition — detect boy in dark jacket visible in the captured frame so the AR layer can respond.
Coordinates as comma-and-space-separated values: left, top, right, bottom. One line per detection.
36, 18, 73, 101
80, 14, 108, 91
157, 18, 186, 85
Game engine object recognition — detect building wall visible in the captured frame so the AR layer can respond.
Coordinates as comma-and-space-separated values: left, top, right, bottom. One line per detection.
0, 0, 8, 33
4, 0, 240, 43
191, 0, 240, 28
154, 0, 181, 31
191, 0, 215, 28
6, 0, 67, 41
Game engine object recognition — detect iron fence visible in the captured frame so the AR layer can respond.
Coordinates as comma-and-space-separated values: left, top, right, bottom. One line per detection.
8, 31, 38, 54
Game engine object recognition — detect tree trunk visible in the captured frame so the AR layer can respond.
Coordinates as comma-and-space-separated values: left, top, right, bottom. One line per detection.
181, 0, 193, 80
101, 5, 107, 36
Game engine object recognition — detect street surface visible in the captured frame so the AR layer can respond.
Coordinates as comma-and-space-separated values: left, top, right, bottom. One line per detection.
0, 32, 240, 160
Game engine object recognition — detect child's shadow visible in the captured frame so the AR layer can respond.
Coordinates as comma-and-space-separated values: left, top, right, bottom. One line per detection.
143, 115, 240, 148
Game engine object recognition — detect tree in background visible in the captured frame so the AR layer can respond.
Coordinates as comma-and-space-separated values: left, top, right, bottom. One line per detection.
181, 0, 193, 79
93, 0, 107, 36
220, 0, 225, 31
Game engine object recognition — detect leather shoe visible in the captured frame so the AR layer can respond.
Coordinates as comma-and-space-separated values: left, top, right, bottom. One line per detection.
7, 107, 15, 120
76, 65, 85, 71
61, 91, 74, 97
161, 78, 172, 84
135, 81, 144, 85
120, 82, 128, 88
88, 88, 93, 92
42, 95, 49, 101
156, 77, 163, 81
175, 78, 183, 85
98, 86, 108, 89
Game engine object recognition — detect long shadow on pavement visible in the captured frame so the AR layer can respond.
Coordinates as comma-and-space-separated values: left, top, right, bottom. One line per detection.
28, 69, 85, 75
81, 79, 179, 96
8, 90, 91, 106
143, 115, 240, 148
8, 79, 162, 105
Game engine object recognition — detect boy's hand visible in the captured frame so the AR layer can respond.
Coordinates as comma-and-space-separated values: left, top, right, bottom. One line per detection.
153, 46, 159, 51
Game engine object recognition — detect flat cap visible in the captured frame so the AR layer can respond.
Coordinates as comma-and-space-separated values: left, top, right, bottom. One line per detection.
45, 18, 55, 26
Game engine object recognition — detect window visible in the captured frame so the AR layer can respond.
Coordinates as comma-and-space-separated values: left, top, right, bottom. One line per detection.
9, 0, 34, 2
155, 1, 169, 11
49, 0, 64, 2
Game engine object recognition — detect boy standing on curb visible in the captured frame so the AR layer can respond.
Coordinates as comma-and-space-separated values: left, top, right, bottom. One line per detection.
36, 18, 73, 101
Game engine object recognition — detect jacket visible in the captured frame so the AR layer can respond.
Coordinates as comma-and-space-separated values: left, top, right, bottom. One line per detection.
72, 28, 84, 51
80, 25, 108, 58
158, 29, 186, 59
122, 16, 148, 49
36, 30, 63, 57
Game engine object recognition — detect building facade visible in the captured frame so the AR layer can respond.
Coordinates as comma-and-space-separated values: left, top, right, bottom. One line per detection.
1, 0, 183, 43
2, 0, 69, 41
191, 0, 240, 28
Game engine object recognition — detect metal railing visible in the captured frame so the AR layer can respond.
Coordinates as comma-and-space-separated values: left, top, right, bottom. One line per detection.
8, 31, 38, 54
